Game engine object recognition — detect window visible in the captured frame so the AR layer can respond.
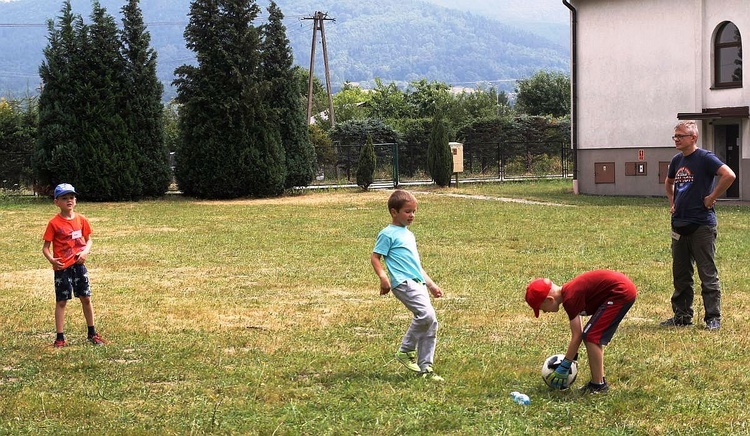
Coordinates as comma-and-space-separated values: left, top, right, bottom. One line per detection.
714, 22, 742, 88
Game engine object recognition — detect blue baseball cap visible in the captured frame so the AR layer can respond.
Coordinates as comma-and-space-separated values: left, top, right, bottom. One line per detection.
54, 183, 77, 199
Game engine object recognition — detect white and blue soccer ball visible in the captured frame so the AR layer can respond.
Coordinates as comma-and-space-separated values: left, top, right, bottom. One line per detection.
541, 353, 578, 389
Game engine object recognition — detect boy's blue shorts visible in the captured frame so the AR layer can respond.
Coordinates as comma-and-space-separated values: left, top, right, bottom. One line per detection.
54, 264, 91, 302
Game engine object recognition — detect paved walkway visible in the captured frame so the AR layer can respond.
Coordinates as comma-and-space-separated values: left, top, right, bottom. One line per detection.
412, 191, 574, 207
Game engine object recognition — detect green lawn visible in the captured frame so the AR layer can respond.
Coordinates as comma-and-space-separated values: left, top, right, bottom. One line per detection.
2, 179, 749, 434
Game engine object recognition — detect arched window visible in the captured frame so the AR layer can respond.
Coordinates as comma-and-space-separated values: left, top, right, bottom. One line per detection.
714, 22, 742, 88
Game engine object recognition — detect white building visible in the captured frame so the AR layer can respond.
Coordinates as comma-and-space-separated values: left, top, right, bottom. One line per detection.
564, 0, 746, 199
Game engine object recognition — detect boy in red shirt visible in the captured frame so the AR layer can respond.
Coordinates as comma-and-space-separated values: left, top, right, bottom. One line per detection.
525, 270, 637, 393
42, 183, 105, 347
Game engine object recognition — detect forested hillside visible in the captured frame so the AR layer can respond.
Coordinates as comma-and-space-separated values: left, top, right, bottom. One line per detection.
0, 0, 569, 100
422, 0, 569, 44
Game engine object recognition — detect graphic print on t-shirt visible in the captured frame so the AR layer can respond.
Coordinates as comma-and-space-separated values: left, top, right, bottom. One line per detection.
674, 166, 694, 196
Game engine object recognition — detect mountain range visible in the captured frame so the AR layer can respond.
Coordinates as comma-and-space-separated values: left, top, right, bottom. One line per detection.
0, 0, 570, 100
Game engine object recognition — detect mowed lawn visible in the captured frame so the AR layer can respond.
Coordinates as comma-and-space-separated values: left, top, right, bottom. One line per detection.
1, 179, 749, 435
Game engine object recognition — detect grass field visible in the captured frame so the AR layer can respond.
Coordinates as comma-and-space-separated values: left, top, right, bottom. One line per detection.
1, 179, 749, 435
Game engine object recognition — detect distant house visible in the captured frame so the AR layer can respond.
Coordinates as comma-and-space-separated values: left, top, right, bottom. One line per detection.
564, 0, 746, 199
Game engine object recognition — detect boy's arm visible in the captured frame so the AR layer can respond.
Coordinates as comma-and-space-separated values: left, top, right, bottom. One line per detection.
75, 236, 93, 264
421, 269, 443, 298
42, 240, 63, 270
545, 313, 583, 389
565, 315, 584, 360
370, 252, 391, 295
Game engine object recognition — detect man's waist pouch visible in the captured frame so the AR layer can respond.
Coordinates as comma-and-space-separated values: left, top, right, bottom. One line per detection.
672, 223, 701, 236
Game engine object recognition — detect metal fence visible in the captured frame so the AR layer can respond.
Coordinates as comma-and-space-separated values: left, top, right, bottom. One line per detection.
311, 141, 573, 188
1, 141, 573, 195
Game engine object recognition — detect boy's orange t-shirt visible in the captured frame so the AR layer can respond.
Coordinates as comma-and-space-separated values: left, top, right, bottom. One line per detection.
43, 213, 92, 270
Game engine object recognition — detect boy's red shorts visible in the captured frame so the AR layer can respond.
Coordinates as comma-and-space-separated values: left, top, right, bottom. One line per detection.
582, 297, 635, 346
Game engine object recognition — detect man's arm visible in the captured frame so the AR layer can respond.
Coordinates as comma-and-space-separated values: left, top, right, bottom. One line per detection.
704, 164, 736, 208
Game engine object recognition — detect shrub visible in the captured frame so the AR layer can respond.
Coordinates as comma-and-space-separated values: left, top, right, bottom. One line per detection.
427, 116, 453, 187
356, 135, 376, 190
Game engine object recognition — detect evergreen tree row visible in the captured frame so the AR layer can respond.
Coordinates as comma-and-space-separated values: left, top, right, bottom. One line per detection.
174, 0, 316, 199
35, 0, 170, 201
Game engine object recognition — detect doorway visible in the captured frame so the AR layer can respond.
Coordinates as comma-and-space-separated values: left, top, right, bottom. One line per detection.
714, 124, 740, 198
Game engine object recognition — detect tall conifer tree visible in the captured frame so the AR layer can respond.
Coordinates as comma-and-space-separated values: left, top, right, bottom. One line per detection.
175, 0, 285, 198
121, 0, 171, 197
73, 1, 140, 200
37, 1, 144, 200
35, 1, 80, 193
261, 1, 316, 189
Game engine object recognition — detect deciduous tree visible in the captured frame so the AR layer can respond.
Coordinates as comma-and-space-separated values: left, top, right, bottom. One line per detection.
514, 70, 570, 117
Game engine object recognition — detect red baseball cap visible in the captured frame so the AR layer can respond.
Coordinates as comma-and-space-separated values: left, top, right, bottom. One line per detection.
526, 278, 553, 318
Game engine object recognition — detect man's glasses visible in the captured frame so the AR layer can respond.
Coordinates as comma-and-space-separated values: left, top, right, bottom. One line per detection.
671, 134, 693, 140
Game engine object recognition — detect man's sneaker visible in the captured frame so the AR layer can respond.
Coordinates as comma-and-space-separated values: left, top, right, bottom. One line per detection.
419, 366, 444, 382
395, 350, 421, 372
53, 339, 67, 348
88, 334, 105, 345
579, 380, 609, 394
705, 318, 721, 331
659, 316, 693, 327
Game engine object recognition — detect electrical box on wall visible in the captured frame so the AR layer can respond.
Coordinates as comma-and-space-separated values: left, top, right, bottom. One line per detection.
594, 162, 615, 184
625, 162, 647, 176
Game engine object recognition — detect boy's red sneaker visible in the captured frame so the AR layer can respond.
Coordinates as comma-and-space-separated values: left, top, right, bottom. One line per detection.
53, 339, 67, 348
88, 334, 105, 345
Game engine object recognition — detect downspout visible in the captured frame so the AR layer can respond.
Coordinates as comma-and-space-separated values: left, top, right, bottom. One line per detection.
562, 0, 579, 194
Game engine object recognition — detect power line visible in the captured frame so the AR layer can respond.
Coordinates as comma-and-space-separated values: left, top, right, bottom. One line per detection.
0, 23, 46, 27
0, 21, 187, 27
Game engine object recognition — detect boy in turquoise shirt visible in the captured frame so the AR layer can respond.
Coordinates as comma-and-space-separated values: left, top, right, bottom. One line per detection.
371, 190, 444, 381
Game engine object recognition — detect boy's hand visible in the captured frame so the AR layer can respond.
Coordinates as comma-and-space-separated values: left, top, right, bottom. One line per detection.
427, 283, 443, 298
75, 252, 87, 264
379, 277, 391, 295
49, 257, 64, 269
545, 358, 573, 389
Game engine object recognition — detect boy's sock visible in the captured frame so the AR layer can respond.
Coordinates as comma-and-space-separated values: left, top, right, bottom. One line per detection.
87, 326, 96, 337
56, 332, 65, 341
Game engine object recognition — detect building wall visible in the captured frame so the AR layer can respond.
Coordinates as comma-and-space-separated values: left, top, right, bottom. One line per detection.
570, 0, 749, 199
577, 147, 677, 197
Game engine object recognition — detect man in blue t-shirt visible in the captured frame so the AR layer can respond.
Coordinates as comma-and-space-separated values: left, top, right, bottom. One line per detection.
661, 120, 735, 331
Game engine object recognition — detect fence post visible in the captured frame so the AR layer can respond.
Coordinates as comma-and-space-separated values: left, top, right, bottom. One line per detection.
392, 142, 399, 188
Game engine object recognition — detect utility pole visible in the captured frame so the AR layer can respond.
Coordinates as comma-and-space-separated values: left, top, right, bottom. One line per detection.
303, 11, 335, 127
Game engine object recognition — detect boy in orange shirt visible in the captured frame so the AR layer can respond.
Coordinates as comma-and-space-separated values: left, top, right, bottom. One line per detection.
42, 183, 105, 347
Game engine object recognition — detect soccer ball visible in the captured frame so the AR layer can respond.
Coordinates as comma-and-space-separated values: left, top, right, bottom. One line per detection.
541, 354, 578, 389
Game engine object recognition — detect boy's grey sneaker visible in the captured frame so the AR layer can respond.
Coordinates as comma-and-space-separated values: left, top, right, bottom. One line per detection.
705, 318, 721, 331
659, 316, 693, 327
419, 366, 444, 382
579, 380, 609, 394
395, 350, 421, 372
